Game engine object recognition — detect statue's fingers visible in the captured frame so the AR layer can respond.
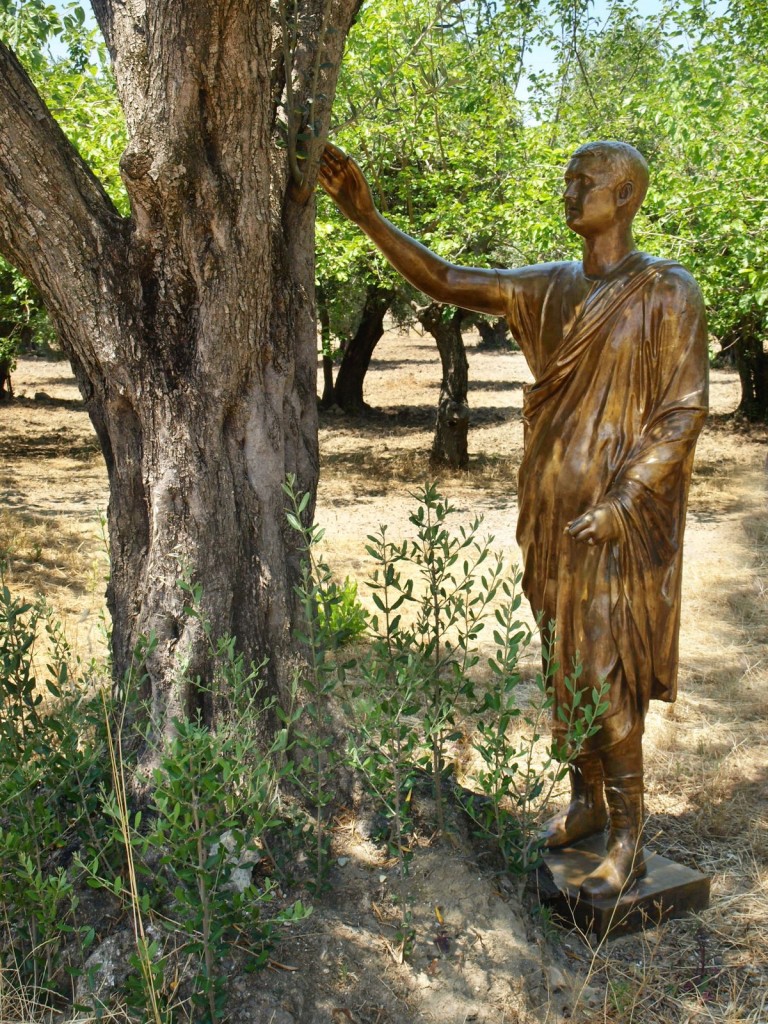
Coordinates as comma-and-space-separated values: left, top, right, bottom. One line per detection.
318, 161, 339, 184
323, 142, 349, 165
566, 515, 586, 535
568, 521, 595, 543
319, 150, 340, 173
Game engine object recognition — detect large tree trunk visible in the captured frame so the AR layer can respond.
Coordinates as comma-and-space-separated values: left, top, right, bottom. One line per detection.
416, 303, 469, 470
0, 1, 360, 755
332, 283, 394, 412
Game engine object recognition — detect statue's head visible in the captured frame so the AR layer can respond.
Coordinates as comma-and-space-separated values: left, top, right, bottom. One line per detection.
563, 141, 649, 237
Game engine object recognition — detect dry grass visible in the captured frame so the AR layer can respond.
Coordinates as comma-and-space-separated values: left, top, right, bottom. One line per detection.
0, 507, 109, 668
0, 937, 131, 1024
0, 506, 99, 590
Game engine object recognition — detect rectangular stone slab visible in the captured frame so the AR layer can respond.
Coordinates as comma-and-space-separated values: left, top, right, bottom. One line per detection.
538, 833, 711, 940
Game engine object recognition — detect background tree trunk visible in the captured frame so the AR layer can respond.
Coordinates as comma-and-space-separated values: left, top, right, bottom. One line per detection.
318, 284, 336, 408
416, 303, 469, 470
731, 318, 768, 422
0, 356, 11, 400
0, 1, 361, 757
332, 283, 394, 412
473, 314, 513, 350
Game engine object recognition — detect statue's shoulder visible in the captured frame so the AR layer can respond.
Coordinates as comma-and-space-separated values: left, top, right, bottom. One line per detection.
500, 259, 574, 279
636, 253, 702, 294
497, 260, 579, 291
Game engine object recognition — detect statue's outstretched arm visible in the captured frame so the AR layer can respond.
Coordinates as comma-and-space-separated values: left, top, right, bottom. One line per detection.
319, 144, 506, 317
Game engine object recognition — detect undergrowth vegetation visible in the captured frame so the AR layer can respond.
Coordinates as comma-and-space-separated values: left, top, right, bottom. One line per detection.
0, 484, 604, 1022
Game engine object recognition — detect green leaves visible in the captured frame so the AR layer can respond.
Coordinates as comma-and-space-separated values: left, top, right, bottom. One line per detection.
0, 571, 112, 996
317, 0, 548, 345
1, 1, 126, 210
349, 480, 610, 879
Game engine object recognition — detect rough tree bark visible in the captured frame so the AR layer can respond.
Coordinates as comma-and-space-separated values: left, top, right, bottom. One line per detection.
331, 283, 394, 412
416, 302, 469, 470
0, 0, 361, 752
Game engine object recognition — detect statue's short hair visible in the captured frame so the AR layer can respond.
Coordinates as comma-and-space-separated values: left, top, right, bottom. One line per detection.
571, 140, 649, 214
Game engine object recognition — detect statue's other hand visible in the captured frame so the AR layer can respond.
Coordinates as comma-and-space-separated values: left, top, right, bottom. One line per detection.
566, 503, 619, 546
318, 143, 375, 224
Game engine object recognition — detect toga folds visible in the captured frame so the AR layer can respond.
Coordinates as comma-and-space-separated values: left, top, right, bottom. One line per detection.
496, 251, 709, 752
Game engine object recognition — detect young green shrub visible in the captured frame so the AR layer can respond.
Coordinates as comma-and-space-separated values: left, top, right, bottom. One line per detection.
316, 575, 368, 646
146, 716, 304, 1023
344, 655, 422, 951
282, 480, 611, 898
344, 486, 610, 875
355, 485, 505, 833
283, 475, 366, 668
0, 569, 109, 1001
80, 576, 311, 1024
461, 575, 610, 874
404, 484, 506, 830
281, 476, 361, 893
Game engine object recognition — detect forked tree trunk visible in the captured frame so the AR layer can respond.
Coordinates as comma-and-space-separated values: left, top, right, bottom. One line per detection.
332, 284, 394, 412
416, 303, 470, 470
0, 1, 360, 755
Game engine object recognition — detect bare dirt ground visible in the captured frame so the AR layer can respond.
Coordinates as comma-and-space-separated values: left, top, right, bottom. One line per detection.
1, 329, 767, 1024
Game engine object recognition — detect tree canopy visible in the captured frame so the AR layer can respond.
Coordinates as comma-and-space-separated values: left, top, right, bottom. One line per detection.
535, 0, 768, 417
0, 1, 124, 387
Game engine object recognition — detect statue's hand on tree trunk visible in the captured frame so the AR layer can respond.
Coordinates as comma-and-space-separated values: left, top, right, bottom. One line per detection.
319, 143, 376, 225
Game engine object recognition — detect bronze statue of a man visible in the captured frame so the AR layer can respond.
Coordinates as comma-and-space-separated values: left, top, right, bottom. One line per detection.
319, 140, 708, 899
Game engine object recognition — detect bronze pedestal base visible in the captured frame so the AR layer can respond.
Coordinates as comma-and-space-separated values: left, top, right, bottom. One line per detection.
538, 833, 710, 940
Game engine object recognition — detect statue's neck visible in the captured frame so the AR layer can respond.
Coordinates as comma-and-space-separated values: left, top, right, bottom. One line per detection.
581, 226, 636, 278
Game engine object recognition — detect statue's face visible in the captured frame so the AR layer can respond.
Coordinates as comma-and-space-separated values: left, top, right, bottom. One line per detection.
563, 153, 626, 237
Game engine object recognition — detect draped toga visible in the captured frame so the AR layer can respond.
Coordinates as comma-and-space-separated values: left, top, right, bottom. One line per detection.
497, 251, 709, 752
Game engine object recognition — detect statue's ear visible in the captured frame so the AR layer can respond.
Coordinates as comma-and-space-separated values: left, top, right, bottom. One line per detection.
617, 180, 634, 206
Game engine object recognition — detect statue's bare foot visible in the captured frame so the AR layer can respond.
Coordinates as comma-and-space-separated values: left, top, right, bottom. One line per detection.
541, 799, 608, 849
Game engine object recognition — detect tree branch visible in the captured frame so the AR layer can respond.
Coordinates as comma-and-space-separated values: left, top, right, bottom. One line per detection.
0, 39, 128, 377
89, 0, 117, 55
89, 0, 149, 136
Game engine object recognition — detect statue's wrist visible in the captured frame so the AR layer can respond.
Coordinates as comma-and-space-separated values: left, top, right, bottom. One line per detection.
354, 206, 377, 229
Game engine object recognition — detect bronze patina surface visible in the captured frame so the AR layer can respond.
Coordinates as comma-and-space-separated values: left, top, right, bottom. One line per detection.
320, 140, 709, 902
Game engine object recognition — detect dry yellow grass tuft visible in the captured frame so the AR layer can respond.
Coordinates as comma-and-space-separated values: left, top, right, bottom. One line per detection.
0, 507, 109, 667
